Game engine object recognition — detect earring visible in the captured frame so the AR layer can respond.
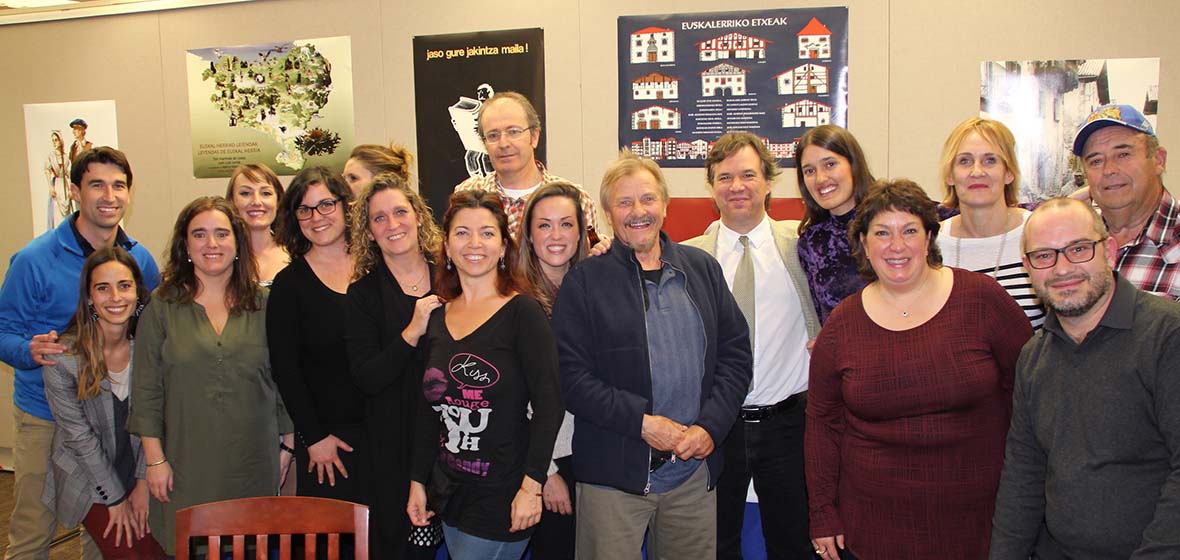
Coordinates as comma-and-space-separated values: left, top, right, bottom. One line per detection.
445, 257, 453, 270
133, 299, 145, 318
234, 255, 239, 261
88, 302, 98, 321
499, 256, 506, 270
186, 256, 191, 263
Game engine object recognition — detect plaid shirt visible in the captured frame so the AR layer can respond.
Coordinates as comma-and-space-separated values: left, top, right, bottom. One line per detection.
1111, 188, 1180, 301
453, 162, 599, 240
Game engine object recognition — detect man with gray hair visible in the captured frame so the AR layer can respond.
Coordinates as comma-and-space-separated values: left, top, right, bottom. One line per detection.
552, 151, 752, 558
453, 91, 597, 239
989, 197, 1180, 558
1072, 103, 1178, 300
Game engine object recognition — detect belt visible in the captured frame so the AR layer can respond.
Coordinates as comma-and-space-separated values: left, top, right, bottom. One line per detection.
740, 391, 806, 422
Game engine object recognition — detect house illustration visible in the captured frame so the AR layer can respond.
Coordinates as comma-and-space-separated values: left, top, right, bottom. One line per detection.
700, 62, 749, 97
633, 72, 679, 100
797, 17, 833, 59
630, 27, 675, 64
781, 99, 831, 128
631, 106, 682, 130
696, 32, 771, 62
777, 63, 829, 95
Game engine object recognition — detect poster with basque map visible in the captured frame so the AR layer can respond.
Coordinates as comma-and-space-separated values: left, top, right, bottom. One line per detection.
186, 36, 355, 178
618, 7, 848, 168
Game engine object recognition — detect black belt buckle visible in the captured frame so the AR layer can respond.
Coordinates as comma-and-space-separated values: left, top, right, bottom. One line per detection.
650, 450, 672, 472
740, 392, 805, 422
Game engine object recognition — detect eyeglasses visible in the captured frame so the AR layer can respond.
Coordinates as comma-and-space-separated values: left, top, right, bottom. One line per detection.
295, 198, 341, 221
482, 126, 533, 143
1024, 238, 1105, 270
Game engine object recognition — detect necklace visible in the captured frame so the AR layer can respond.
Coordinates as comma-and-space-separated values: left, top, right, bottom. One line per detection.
393, 262, 428, 292
954, 209, 1014, 277
878, 267, 934, 318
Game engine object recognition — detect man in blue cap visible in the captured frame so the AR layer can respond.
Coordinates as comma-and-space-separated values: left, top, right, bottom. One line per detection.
1072, 103, 1178, 300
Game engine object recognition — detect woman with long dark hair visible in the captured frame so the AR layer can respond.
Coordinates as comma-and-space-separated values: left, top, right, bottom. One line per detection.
407, 190, 562, 560
43, 247, 166, 558
128, 196, 293, 556
795, 125, 877, 324
267, 167, 369, 507
515, 182, 589, 559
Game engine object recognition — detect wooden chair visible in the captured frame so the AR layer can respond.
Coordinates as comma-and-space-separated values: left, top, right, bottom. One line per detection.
175, 496, 369, 560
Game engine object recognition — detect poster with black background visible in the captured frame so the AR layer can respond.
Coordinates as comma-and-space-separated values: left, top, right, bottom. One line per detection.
618, 7, 848, 168
413, 28, 545, 221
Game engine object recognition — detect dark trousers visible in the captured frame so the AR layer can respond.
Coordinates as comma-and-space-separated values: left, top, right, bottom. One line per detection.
716, 393, 811, 559
528, 456, 576, 560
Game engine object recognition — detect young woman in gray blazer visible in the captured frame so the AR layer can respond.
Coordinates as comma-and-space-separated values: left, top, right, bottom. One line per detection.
42, 247, 166, 558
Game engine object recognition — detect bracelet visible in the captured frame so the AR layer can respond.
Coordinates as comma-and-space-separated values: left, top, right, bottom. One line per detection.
146, 458, 167, 467
279, 442, 295, 454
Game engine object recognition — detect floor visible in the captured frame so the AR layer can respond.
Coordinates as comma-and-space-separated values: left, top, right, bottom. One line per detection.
0, 471, 82, 560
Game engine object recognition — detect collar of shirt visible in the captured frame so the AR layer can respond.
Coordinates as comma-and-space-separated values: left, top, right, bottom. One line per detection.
716, 214, 773, 259
1116, 188, 1178, 252
1043, 272, 1136, 344
69, 212, 132, 257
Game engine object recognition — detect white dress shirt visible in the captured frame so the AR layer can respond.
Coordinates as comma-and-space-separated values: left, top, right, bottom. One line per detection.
715, 217, 811, 406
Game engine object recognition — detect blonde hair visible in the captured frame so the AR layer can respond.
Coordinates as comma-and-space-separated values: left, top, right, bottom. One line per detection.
599, 149, 669, 210
350, 173, 442, 280
939, 117, 1021, 208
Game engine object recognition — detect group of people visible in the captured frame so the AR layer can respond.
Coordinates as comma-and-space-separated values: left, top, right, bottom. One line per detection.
0, 92, 1175, 560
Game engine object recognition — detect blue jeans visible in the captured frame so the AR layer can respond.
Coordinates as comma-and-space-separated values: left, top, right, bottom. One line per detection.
441, 522, 529, 560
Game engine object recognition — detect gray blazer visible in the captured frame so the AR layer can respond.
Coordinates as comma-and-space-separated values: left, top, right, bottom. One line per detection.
41, 344, 146, 528
682, 218, 821, 339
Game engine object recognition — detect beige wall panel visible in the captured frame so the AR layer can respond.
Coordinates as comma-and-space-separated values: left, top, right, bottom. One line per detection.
888, 0, 1179, 198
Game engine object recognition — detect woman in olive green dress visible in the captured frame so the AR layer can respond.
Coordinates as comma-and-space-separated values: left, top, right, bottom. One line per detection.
129, 196, 294, 555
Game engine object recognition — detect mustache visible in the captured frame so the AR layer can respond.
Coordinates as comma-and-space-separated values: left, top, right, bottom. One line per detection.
1045, 272, 1089, 288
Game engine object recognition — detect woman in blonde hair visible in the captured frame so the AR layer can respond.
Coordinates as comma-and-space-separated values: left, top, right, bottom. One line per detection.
43, 247, 166, 558
345, 172, 444, 558
343, 143, 414, 195
936, 117, 1044, 329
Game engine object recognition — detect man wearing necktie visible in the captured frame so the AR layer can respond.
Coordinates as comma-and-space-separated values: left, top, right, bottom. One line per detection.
683, 132, 821, 559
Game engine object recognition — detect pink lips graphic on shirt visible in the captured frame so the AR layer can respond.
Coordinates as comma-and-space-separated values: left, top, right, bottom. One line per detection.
447, 353, 500, 390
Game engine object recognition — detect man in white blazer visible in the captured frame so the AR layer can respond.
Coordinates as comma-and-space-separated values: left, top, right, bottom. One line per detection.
681, 132, 820, 559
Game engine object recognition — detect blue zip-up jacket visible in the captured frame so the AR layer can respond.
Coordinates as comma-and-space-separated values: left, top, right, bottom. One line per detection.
552, 231, 752, 494
0, 217, 160, 420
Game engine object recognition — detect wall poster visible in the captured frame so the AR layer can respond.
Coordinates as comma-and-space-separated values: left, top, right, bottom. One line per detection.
413, 28, 545, 221
186, 36, 355, 178
23, 100, 118, 237
618, 7, 848, 168
980, 57, 1159, 202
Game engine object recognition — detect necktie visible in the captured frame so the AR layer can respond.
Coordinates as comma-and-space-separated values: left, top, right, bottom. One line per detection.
734, 235, 755, 350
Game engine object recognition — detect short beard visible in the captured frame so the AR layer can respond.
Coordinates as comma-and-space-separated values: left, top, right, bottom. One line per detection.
1040, 271, 1112, 318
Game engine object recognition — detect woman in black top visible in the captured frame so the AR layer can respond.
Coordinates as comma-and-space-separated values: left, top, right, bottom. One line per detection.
266, 166, 369, 504
407, 190, 562, 560
344, 172, 444, 559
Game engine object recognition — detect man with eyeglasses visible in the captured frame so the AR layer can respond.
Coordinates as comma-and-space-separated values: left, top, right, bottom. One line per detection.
0, 147, 160, 560
453, 91, 598, 239
1072, 104, 1178, 300
989, 198, 1180, 559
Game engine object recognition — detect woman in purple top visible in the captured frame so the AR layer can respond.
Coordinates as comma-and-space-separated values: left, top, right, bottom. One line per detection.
795, 125, 877, 324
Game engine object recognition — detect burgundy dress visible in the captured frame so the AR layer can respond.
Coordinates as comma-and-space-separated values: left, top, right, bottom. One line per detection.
805, 268, 1033, 559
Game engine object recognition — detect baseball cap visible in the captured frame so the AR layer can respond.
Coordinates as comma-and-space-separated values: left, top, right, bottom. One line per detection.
1072, 104, 1155, 157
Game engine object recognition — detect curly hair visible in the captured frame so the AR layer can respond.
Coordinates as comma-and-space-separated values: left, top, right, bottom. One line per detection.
158, 196, 261, 313
350, 172, 443, 280
847, 179, 943, 282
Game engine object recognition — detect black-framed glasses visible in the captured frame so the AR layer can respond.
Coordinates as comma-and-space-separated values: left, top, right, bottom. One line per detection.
482, 126, 534, 143
1024, 238, 1105, 269
295, 198, 341, 221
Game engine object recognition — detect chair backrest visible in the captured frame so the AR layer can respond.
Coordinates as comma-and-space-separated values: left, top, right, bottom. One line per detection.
175, 496, 369, 560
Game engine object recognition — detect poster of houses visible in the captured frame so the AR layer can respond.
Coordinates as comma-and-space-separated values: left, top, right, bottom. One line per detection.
980, 57, 1159, 202
186, 36, 355, 178
413, 28, 545, 221
23, 100, 118, 238
618, 7, 849, 168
